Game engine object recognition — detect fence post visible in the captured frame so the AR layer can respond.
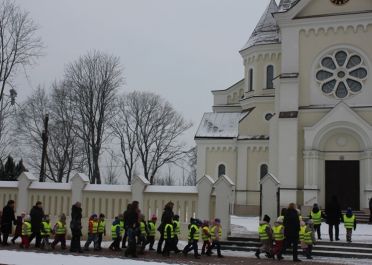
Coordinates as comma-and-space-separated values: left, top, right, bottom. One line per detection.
214, 175, 235, 240
131, 175, 150, 208
197, 175, 214, 222
17, 172, 37, 213
70, 173, 89, 205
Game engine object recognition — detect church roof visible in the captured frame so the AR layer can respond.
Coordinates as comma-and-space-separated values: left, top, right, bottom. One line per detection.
278, 0, 300, 12
240, 0, 280, 52
195, 112, 244, 139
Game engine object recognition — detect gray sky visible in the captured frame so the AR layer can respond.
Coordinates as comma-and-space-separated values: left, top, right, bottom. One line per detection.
15, 0, 272, 147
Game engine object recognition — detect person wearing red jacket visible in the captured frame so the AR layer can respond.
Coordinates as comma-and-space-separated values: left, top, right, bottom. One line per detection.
84, 214, 99, 251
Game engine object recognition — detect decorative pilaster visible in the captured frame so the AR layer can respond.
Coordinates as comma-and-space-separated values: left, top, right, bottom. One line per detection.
17, 172, 37, 213
196, 175, 214, 222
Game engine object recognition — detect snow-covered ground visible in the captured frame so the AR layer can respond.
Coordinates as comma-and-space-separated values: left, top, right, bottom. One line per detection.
2, 216, 372, 265
0, 250, 181, 265
231, 216, 372, 243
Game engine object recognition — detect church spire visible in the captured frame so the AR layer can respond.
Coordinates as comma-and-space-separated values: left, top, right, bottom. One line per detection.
241, 0, 279, 52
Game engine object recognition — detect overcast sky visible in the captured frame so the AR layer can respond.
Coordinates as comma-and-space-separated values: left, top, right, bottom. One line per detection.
15, 0, 272, 147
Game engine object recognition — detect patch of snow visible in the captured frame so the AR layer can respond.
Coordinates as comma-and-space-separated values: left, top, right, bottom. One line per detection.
70, 173, 90, 183
29, 182, 71, 190
84, 184, 131, 192
0, 250, 181, 265
145, 186, 197, 194
0, 181, 18, 188
195, 112, 243, 138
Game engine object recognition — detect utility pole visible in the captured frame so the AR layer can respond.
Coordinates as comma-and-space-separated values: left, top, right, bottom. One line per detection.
39, 114, 49, 182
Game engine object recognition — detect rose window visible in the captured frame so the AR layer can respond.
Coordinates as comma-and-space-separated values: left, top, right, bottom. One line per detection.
316, 49, 368, 99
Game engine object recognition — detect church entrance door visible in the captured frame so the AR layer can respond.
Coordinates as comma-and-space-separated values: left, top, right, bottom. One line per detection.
325, 160, 360, 210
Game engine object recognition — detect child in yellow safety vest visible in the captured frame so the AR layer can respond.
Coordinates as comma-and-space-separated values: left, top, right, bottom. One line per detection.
272, 217, 285, 260
147, 215, 157, 251
51, 213, 66, 249
299, 220, 307, 252
163, 219, 175, 257
182, 218, 201, 259
84, 213, 99, 251
109, 216, 122, 251
172, 214, 181, 253
97, 213, 106, 250
207, 218, 224, 258
343, 207, 356, 243
138, 214, 149, 254
21, 215, 32, 248
255, 215, 273, 259
302, 219, 316, 259
201, 220, 211, 255
40, 215, 52, 249
309, 203, 325, 240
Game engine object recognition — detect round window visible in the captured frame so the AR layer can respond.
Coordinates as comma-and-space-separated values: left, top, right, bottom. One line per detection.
315, 49, 368, 99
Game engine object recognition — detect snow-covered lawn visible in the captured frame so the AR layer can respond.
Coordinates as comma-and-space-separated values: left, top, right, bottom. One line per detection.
231, 216, 372, 242
0, 250, 180, 265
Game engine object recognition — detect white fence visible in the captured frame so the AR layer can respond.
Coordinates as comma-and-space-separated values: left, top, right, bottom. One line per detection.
0, 172, 235, 240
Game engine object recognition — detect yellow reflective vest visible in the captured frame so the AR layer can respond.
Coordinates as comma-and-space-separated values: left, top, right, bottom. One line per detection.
173, 220, 180, 235
299, 226, 306, 241
343, 214, 356, 229
41, 221, 51, 236
98, 220, 105, 234
210, 225, 222, 241
201, 226, 210, 241
55, 221, 66, 235
148, 222, 156, 237
111, 224, 120, 239
22, 221, 32, 236
273, 225, 284, 241
188, 224, 200, 241
164, 223, 174, 239
310, 211, 322, 225
258, 224, 269, 240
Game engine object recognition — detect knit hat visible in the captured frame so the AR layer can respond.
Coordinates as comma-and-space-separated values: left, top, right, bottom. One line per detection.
263, 214, 271, 223
276, 216, 283, 223
91, 213, 97, 218
214, 218, 221, 224
173, 214, 180, 220
346, 207, 353, 215
24, 215, 31, 221
151, 214, 157, 221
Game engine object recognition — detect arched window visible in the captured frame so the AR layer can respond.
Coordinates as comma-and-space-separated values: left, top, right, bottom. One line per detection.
260, 164, 268, 179
266, 65, 274, 89
249, 69, 254, 91
218, 164, 226, 177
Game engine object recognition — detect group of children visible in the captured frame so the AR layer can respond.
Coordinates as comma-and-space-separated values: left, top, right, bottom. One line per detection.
256, 206, 357, 260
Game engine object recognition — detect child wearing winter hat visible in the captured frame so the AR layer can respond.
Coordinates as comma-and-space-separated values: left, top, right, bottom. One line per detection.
303, 219, 316, 259
201, 220, 211, 255
172, 214, 181, 253
109, 216, 122, 251
183, 218, 201, 259
343, 207, 356, 243
20, 215, 32, 248
84, 213, 99, 251
51, 213, 66, 249
272, 217, 285, 260
255, 215, 273, 259
40, 215, 52, 249
207, 218, 224, 258
12, 212, 25, 244
97, 213, 106, 250
147, 215, 157, 251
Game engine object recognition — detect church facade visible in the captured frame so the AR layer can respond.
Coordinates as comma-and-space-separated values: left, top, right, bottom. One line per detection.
195, 0, 372, 214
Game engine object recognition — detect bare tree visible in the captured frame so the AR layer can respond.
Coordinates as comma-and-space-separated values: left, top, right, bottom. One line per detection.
65, 50, 123, 184
117, 91, 192, 184
110, 94, 139, 184
15, 84, 85, 182
0, 0, 43, 158
104, 150, 119, 185
185, 146, 197, 186
154, 165, 176, 186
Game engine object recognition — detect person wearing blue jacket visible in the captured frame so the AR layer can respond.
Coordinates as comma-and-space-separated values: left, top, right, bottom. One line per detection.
109, 217, 121, 251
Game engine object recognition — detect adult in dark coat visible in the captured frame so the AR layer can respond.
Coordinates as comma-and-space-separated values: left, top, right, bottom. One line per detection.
279, 203, 301, 262
124, 201, 140, 258
156, 201, 174, 254
1, 200, 16, 246
122, 203, 132, 248
325, 196, 342, 241
29, 201, 44, 248
70, 202, 83, 252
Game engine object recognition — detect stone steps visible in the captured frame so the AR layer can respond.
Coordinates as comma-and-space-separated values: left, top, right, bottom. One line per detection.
221, 236, 372, 259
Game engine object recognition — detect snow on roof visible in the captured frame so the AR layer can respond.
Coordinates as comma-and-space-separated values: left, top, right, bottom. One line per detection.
241, 0, 280, 51
278, 0, 300, 12
84, 184, 131, 192
145, 185, 198, 194
0, 181, 18, 188
195, 112, 244, 139
70, 173, 90, 183
29, 182, 71, 190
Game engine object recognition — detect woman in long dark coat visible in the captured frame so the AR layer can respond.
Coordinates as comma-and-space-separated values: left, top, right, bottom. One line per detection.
325, 196, 342, 241
70, 202, 83, 252
1, 200, 16, 246
156, 201, 174, 254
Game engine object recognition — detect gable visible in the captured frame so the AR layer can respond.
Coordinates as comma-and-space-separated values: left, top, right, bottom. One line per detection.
296, 0, 372, 18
